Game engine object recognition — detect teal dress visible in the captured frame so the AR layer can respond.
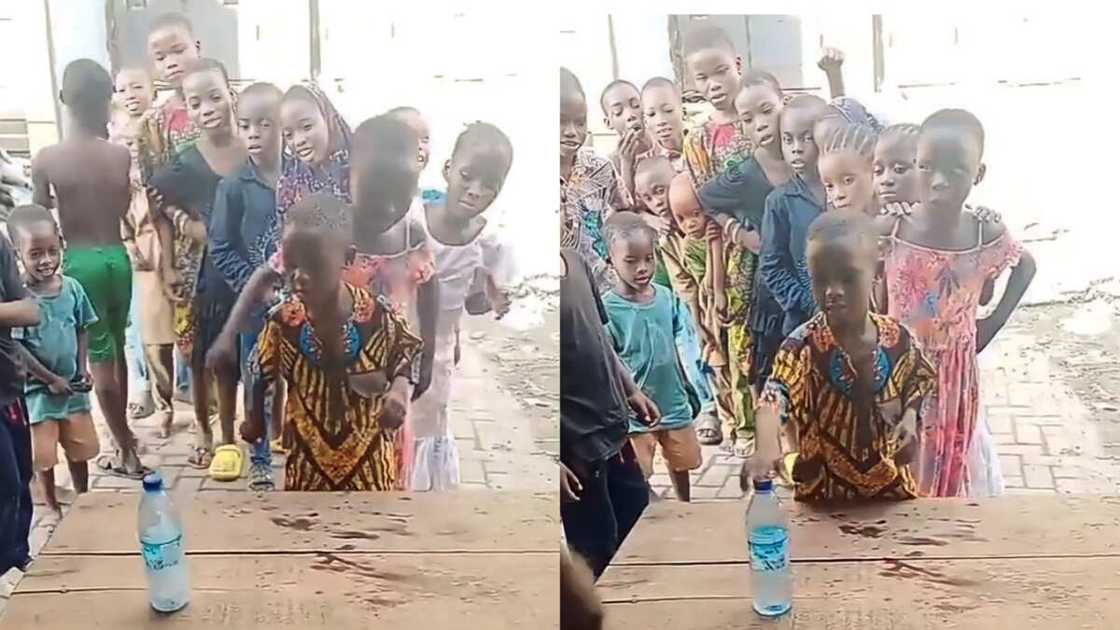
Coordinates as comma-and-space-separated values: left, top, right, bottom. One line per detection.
602, 284, 699, 433
13, 276, 98, 423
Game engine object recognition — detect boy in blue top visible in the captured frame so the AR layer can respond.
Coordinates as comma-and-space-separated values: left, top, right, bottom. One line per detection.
9, 205, 100, 513
602, 212, 701, 502
760, 95, 830, 335
208, 82, 286, 491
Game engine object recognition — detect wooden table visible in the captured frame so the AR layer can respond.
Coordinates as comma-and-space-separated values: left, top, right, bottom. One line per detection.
3, 491, 558, 628
599, 496, 1120, 628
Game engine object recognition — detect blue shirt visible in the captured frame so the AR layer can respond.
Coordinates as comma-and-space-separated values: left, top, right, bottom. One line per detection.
12, 276, 97, 398
760, 176, 823, 335
209, 158, 287, 294
603, 284, 698, 433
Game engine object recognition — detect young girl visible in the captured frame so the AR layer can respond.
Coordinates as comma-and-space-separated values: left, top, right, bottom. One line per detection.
148, 59, 246, 477
244, 193, 421, 491
641, 77, 686, 171
881, 109, 1036, 498
8, 206, 100, 513
744, 210, 937, 502
695, 73, 794, 452
410, 122, 515, 491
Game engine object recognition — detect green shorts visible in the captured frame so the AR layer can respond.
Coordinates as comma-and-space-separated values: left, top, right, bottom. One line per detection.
64, 245, 132, 363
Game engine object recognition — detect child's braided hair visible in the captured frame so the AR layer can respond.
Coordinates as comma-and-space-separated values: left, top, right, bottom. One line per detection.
821, 122, 879, 162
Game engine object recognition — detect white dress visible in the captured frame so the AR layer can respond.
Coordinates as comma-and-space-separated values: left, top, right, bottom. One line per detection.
409, 201, 515, 491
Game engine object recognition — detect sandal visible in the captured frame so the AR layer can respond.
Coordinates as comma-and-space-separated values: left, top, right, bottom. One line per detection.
128, 398, 154, 420
209, 444, 244, 481
186, 446, 213, 469
95, 452, 151, 480
694, 412, 723, 446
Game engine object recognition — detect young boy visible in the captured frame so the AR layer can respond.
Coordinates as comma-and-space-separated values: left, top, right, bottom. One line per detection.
0, 229, 40, 575
112, 67, 177, 434
602, 213, 701, 502
387, 106, 431, 172
146, 12, 203, 157
560, 67, 624, 291
601, 79, 652, 205
31, 59, 144, 479
759, 94, 830, 337
9, 206, 100, 514
743, 211, 936, 502
680, 22, 752, 189
667, 172, 753, 454
640, 77, 686, 171
208, 82, 286, 491
561, 241, 659, 579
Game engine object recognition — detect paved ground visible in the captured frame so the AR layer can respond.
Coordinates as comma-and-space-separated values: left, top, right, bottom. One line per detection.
647, 300, 1120, 501
0, 315, 558, 611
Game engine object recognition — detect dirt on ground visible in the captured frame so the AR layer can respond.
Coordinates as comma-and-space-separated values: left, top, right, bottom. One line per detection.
460, 302, 560, 460
1018, 297, 1120, 459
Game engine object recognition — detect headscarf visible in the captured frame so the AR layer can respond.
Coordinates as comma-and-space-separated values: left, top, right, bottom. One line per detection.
275, 82, 354, 219
828, 96, 883, 133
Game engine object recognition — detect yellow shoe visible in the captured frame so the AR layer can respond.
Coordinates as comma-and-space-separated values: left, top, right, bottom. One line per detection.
209, 444, 245, 481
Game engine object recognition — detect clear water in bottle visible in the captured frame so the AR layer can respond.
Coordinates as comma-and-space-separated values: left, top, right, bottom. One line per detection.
138, 472, 190, 612
746, 478, 792, 617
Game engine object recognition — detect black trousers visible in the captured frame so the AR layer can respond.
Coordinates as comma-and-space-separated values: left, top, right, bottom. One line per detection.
0, 398, 31, 573
562, 443, 650, 580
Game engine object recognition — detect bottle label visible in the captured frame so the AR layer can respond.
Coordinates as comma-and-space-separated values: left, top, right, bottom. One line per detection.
142, 534, 183, 572
749, 526, 789, 572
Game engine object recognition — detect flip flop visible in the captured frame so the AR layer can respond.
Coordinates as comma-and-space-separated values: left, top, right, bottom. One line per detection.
695, 413, 723, 446
209, 444, 244, 481
95, 453, 151, 480
187, 446, 213, 469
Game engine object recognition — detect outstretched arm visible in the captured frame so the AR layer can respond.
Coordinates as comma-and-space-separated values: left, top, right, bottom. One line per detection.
206, 264, 281, 370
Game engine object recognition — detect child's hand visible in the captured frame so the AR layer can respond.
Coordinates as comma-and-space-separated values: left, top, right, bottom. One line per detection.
704, 221, 722, 243
881, 201, 917, 217
627, 391, 661, 428
47, 375, 73, 396
379, 377, 409, 430
739, 455, 781, 493
239, 415, 264, 444
892, 409, 919, 466
560, 462, 582, 503
967, 204, 1002, 224
349, 371, 388, 399
714, 291, 728, 316
640, 212, 670, 237
618, 129, 642, 162
205, 333, 238, 371
818, 47, 845, 71
976, 316, 1000, 353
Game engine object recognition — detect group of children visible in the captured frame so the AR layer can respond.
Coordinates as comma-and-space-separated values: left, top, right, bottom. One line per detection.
560, 21, 1037, 577
0, 12, 517, 562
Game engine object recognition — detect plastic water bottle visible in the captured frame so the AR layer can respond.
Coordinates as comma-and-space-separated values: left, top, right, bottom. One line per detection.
746, 478, 792, 617
138, 472, 190, 612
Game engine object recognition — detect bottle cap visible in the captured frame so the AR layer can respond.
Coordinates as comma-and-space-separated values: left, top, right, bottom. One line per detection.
753, 478, 773, 492
142, 471, 164, 491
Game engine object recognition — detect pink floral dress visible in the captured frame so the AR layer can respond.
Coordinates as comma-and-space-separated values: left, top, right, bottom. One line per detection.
884, 218, 1023, 497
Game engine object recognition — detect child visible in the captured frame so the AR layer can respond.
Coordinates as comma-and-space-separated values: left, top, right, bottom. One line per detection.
30, 59, 143, 479
601, 79, 653, 204
112, 69, 178, 437
410, 122, 514, 491
820, 123, 879, 216
640, 77, 686, 170
632, 156, 720, 448
560, 67, 623, 291
667, 173, 753, 455
208, 81, 287, 491
210, 113, 437, 488
759, 95, 830, 337
873, 123, 920, 208
602, 213, 702, 502
145, 12, 203, 157
242, 193, 421, 491
697, 73, 792, 433
880, 109, 1036, 497
560, 241, 659, 579
680, 22, 751, 190
387, 106, 432, 172
8, 206, 99, 513
744, 211, 937, 502
0, 229, 39, 575
148, 59, 246, 477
